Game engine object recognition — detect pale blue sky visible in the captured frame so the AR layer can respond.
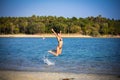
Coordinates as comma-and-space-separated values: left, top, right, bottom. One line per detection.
0, 0, 120, 19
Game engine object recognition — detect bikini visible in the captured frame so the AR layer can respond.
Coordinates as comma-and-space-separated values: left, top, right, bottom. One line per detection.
58, 38, 63, 49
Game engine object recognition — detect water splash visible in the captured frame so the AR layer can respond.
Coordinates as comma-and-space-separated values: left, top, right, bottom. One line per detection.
43, 56, 55, 65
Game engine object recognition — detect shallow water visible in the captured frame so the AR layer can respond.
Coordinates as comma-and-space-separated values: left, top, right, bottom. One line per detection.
0, 38, 120, 75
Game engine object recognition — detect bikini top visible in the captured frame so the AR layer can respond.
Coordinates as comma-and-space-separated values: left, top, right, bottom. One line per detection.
59, 38, 63, 41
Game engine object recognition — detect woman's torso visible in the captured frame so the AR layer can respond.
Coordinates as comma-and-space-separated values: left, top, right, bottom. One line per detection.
57, 37, 63, 48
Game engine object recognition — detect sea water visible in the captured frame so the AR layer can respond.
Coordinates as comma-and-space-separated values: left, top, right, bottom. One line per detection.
0, 38, 120, 75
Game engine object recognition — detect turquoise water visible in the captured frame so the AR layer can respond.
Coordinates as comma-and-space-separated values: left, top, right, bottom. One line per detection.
0, 38, 120, 75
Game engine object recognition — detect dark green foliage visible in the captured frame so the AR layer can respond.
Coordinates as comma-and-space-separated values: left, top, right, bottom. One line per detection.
0, 15, 120, 36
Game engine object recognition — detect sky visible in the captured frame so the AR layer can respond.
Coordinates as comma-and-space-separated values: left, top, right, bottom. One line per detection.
0, 0, 120, 19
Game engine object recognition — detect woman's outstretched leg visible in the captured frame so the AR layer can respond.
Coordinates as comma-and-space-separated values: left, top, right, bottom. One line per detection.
48, 49, 59, 56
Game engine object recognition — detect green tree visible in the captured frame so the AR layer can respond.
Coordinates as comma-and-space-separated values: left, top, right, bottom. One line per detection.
0, 15, 120, 36
4, 22, 15, 34
100, 23, 109, 35
36, 22, 45, 33
19, 20, 28, 33
70, 25, 82, 33
26, 22, 45, 34
14, 27, 19, 34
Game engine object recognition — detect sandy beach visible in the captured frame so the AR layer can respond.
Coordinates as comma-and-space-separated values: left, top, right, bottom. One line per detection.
0, 70, 119, 80
0, 34, 92, 38
0, 34, 120, 38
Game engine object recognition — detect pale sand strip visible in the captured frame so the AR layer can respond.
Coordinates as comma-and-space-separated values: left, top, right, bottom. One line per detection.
0, 70, 119, 80
0, 34, 91, 38
0, 34, 120, 38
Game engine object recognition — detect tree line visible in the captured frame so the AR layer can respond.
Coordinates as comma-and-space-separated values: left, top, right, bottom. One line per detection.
0, 15, 120, 36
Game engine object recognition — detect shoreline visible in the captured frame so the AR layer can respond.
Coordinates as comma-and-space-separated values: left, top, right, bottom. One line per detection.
0, 34, 120, 38
0, 70, 119, 80
0, 34, 91, 38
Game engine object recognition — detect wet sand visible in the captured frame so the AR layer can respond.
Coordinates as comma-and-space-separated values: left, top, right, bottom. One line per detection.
0, 70, 119, 80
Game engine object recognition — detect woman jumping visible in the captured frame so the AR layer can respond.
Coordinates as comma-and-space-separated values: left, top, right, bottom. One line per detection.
48, 29, 63, 56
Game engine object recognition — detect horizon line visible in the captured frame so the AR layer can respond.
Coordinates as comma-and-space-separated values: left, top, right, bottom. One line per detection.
0, 14, 119, 20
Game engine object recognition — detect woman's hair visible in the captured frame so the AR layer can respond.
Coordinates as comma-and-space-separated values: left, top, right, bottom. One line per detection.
53, 28, 60, 34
